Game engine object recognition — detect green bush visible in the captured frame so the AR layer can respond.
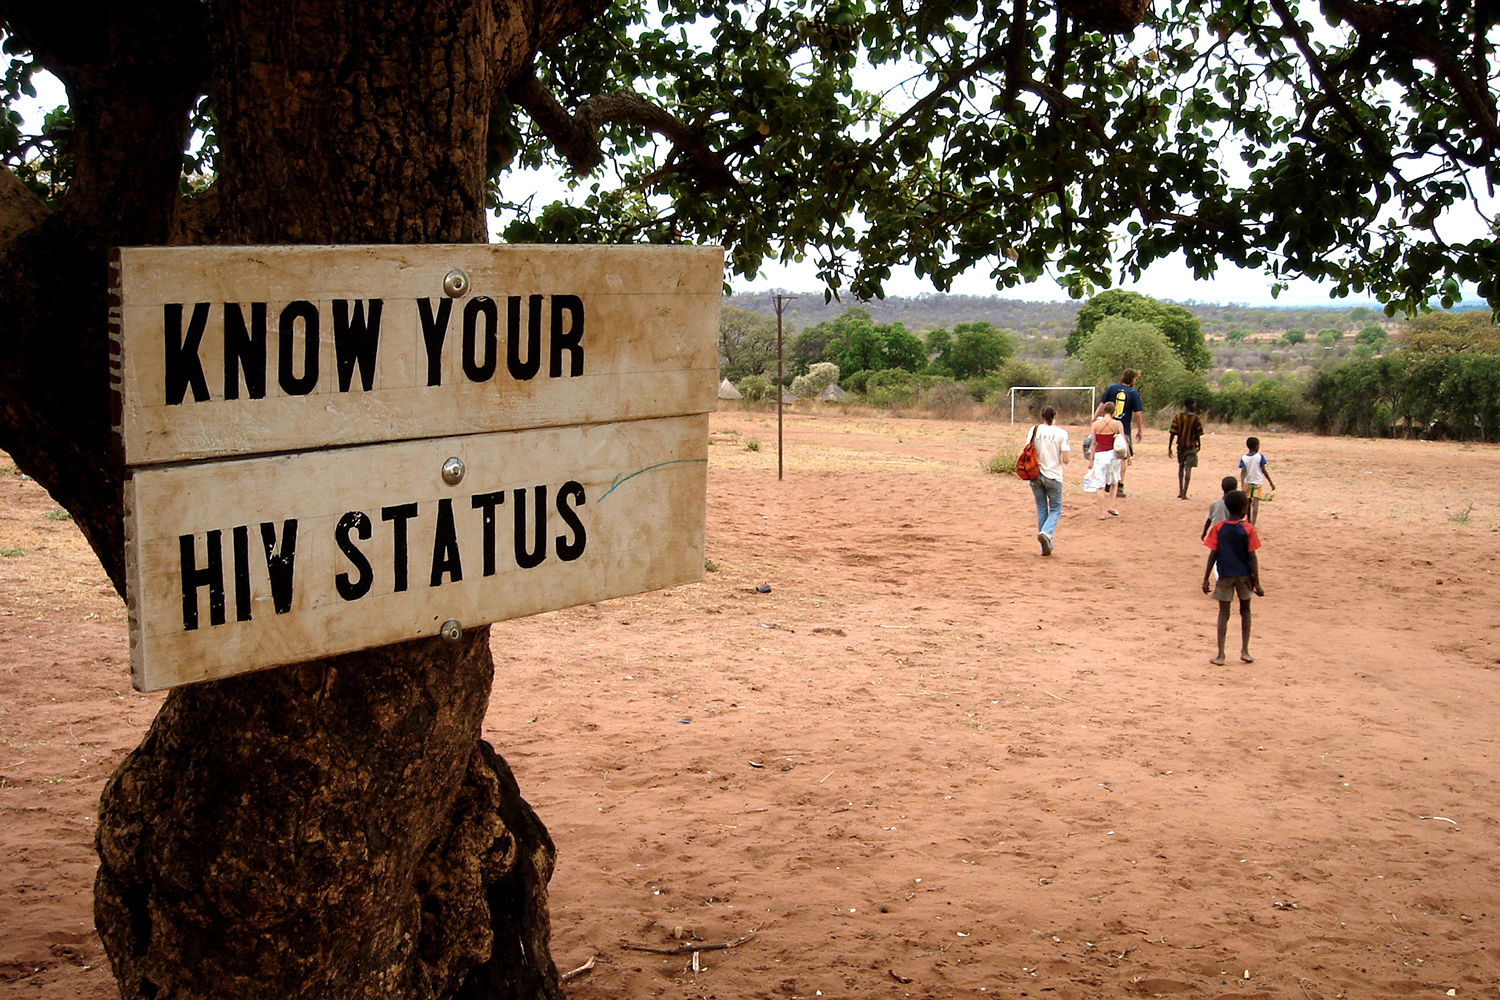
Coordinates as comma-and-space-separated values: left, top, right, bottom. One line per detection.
736, 374, 775, 402
863, 368, 918, 407
919, 380, 976, 418
984, 445, 1020, 476
963, 374, 1006, 402
791, 361, 839, 398
1069, 316, 1198, 413
1240, 377, 1300, 426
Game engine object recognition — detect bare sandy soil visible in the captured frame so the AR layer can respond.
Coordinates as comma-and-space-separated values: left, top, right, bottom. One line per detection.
4, 409, 1500, 1000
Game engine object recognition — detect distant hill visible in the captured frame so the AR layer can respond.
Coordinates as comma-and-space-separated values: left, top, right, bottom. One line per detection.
724, 293, 1080, 339
724, 292, 1416, 343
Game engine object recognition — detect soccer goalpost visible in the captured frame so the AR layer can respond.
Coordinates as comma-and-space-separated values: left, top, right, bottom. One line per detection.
1009, 386, 1096, 422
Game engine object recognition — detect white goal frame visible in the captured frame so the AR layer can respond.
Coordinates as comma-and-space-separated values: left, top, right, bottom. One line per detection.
1009, 385, 1095, 422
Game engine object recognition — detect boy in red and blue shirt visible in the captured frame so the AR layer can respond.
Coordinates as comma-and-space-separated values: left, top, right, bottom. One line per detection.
1202, 490, 1264, 665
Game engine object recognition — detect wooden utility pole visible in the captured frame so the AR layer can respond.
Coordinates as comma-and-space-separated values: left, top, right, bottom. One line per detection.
773, 293, 795, 480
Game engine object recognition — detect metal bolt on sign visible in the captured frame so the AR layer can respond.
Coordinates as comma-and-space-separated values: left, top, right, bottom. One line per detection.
440, 619, 462, 642
443, 268, 470, 297
441, 457, 465, 485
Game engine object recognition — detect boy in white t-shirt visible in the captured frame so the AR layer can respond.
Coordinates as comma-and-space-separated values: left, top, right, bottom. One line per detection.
1238, 436, 1276, 525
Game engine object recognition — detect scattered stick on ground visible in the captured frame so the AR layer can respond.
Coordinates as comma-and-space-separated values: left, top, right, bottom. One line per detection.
621, 929, 758, 955
560, 956, 595, 981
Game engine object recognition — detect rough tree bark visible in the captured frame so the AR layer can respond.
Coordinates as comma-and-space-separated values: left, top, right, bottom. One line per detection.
0, 1, 604, 997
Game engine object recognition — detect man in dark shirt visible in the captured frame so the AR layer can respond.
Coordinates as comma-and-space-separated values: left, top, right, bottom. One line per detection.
1202, 491, 1264, 665
1167, 397, 1205, 499
1102, 368, 1143, 496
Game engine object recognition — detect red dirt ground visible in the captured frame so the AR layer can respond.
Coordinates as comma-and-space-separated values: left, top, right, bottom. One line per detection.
4, 410, 1499, 999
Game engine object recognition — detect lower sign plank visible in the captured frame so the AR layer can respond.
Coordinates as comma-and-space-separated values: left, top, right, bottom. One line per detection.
124, 413, 708, 690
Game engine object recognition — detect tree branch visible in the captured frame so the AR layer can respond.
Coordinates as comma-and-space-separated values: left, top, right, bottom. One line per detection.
1322, 0, 1500, 158
506, 69, 737, 188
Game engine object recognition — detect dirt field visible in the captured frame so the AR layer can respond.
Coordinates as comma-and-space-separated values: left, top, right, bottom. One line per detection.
4, 409, 1500, 999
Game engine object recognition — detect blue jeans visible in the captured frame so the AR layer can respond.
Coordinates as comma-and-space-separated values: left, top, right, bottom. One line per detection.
1030, 475, 1062, 538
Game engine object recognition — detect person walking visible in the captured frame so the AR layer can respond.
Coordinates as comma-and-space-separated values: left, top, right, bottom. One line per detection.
1167, 397, 1205, 499
1082, 400, 1123, 519
1202, 490, 1264, 664
1239, 436, 1277, 525
1026, 406, 1071, 556
1102, 368, 1144, 496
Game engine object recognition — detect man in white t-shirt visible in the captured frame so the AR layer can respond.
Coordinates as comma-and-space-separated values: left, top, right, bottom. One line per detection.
1026, 406, 1071, 556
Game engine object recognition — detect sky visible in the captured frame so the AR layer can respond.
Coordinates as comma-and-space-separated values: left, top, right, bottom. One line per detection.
732, 249, 1359, 307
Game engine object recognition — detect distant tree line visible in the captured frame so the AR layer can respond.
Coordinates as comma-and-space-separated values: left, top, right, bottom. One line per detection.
720, 293, 1500, 441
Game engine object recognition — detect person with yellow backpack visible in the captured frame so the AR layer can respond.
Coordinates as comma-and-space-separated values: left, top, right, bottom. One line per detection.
1101, 368, 1143, 497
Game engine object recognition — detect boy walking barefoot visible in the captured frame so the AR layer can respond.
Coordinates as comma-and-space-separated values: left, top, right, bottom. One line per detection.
1202, 490, 1264, 665
1167, 397, 1205, 499
1239, 436, 1276, 525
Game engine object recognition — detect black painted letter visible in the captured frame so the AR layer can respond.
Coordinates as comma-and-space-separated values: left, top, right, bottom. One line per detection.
471, 491, 505, 577
164, 302, 211, 404
333, 299, 383, 392
506, 295, 543, 381
232, 525, 252, 621
335, 512, 373, 601
260, 520, 298, 614
418, 298, 451, 386
513, 486, 547, 569
179, 530, 225, 630
462, 297, 498, 383
550, 294, 585, 377
556, 480, 587, 561
278, 300, 320, 395
223, 303, 267, 400
381, 502, 420, 592
429, 498, 463, 586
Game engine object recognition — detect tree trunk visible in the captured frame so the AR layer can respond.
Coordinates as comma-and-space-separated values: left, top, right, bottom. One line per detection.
96, 631, 559, 1000
9, 1, 609, 997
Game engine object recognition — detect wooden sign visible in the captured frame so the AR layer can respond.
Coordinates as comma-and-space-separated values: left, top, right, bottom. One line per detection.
111, 245, 722, 466
113, 245, 722, 690
125, 413, 708, 690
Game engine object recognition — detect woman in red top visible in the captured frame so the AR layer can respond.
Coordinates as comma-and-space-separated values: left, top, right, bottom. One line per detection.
1084, 400, 1123, 518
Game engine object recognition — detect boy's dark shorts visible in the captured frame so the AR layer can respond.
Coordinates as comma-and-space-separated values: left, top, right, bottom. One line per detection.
1212, 575, 1254, 601
1178, 448, 1199, 468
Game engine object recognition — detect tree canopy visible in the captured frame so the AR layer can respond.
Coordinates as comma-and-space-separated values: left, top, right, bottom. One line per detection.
10, 0, 1498, 312
927, 320, 1017, 378
1401, 311, 1500, 354
1067, 289, 1210, 371
476, 0, 1500, 313
789, 307, 927, 377
1069, 314, 1195, 407
719, 304, 779, 381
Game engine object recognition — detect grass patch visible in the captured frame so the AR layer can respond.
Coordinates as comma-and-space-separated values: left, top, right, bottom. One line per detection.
44, 508, 73, 521
983, 446, 1020, 476
704, 558, 719, 573
1448, 504, 1475, 525
1, 547, 23, 557
745, 439, 761, 452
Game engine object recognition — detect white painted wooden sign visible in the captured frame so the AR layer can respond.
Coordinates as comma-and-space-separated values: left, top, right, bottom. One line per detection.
113, 245, 722, 690
125, 415, 707, 690
111, 244, 722, 466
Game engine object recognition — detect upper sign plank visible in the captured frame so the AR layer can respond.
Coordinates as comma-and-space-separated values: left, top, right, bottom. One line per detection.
111, 245, 724, 466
